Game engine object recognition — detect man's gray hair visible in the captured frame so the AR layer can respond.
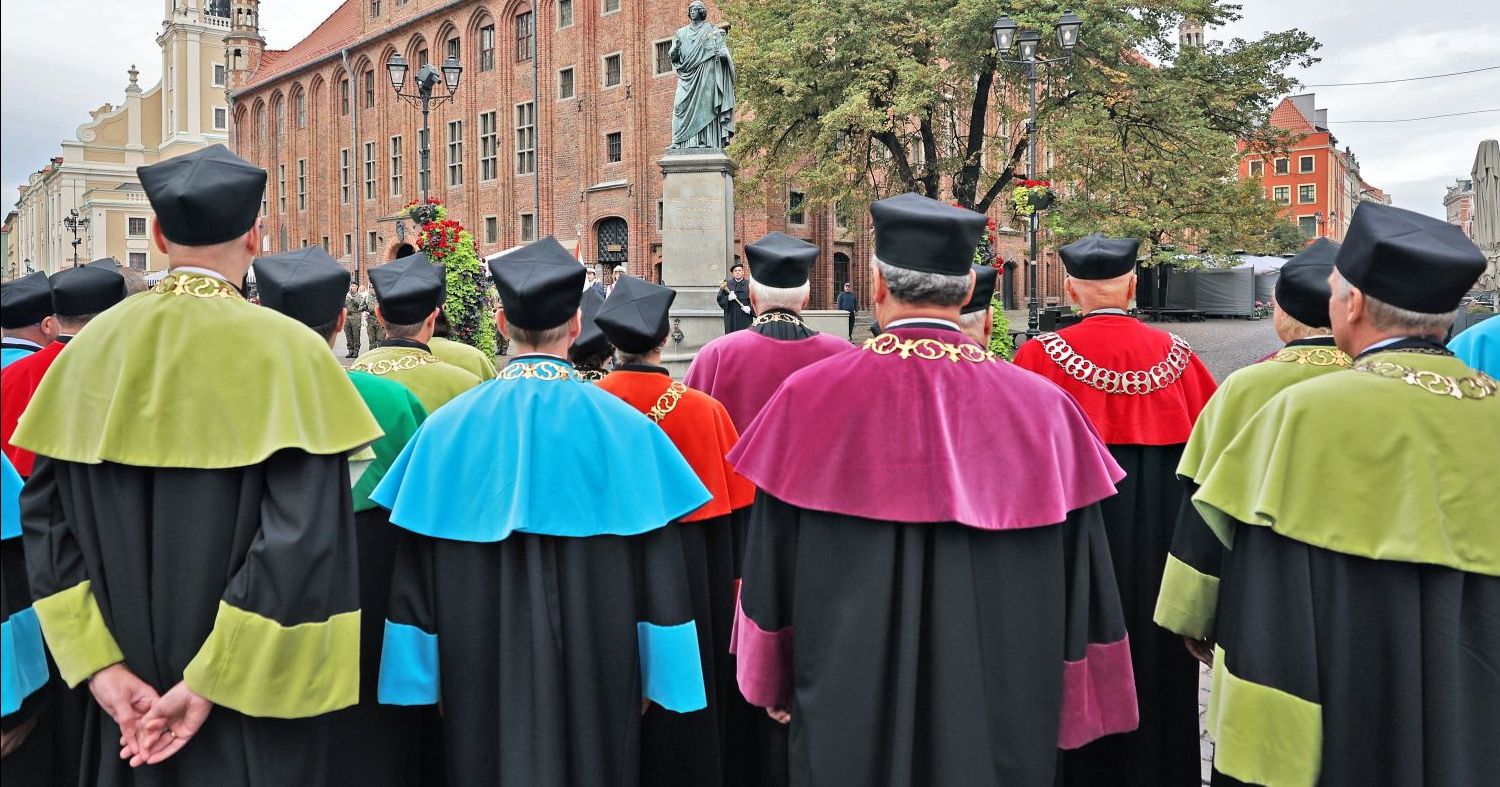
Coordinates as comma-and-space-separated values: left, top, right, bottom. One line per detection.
1331, 269, 1455, 336
748, 277, 810, 313
873, 257, 972, 307
959, 310, 988, 331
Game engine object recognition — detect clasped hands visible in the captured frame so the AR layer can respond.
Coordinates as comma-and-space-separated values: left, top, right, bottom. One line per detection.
89, 663, 213, 768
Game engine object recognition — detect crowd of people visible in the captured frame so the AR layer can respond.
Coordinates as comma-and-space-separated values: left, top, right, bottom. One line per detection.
0, 143, 1496, 787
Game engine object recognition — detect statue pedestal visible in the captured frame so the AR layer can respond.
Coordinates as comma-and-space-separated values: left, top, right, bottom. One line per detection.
659, 149, 737, 370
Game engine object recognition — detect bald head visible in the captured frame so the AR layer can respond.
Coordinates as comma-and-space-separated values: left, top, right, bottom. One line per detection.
1064, 271, 1136, 313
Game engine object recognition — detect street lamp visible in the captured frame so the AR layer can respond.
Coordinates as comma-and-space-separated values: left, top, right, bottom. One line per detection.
993, 10, 1083, 338
63, 208, 90, 267
386, 53, 463, 205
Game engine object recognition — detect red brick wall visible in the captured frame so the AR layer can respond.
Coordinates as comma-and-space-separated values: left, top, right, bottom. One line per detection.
232, 0, 1061, 307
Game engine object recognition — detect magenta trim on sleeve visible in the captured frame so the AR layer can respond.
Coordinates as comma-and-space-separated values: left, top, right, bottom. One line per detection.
731, 596, 793, 710
1058, 635, 1139, 749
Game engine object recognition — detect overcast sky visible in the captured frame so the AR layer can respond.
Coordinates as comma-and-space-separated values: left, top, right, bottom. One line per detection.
3, 0, 1497, 217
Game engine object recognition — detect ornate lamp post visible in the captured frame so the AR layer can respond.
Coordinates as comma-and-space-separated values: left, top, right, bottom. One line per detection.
63, 208, 91, 267
386, 54, 463, 206
993, 11, 1082, 338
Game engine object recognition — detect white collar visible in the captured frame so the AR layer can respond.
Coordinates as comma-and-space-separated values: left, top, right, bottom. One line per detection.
886, 317, 961, 331
2, 337, 43, 350
169, 266, 232, 283
1086, 308, 1129, 316
1358, 336, 1405, 355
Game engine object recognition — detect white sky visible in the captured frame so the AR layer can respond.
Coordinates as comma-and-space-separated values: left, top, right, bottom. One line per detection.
3, 0, 1498, 217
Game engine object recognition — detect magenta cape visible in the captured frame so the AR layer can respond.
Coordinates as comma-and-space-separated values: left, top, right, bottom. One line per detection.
684, 329, 854, 431
727, 328, 1125, 529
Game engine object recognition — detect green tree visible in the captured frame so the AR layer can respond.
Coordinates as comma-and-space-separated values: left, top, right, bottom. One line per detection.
722, 0, 1318, 254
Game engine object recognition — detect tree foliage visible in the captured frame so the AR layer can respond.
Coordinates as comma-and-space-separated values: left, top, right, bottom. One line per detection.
721, 0, 1319, 257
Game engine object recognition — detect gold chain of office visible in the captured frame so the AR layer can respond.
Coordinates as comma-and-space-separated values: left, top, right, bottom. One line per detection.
498, 361, 574, 381
647, 382, 687, 423
751, 312, 806, 328
352, 351, 442, 376
861, 334, 995, 364
152, 273, 242, 300
1036, 331, 1193, 395
1351, 359, 1497, 400
1269, 347, 1351, 368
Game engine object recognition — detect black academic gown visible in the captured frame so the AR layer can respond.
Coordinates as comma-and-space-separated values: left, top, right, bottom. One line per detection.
718, 279, 753, 333
20, 453, 359, 787
739, 493, 1130, 786
385, 525, 702, 787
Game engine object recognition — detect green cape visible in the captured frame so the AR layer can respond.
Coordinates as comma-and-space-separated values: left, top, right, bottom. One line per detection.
1178, 345, 1350, 482
1193, 351, 1500, 575
430, 336, 498, 381
350, 345, 481, 413
12, 273, 381, 469
347, 370, 428, 511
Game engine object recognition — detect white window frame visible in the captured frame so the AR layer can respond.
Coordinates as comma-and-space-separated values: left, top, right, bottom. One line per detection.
127, 216, 148, 237
128, 251, 148, 269
1299, 155, 1315, 174
1274, 157, 1289, 175
1248, 159, 1263, 178
1298, 183, 1317, 204
213, 106, 228, 130
1272, 185, 1291, 205
602, 52, 622, 88
1298, 215, 1318, 238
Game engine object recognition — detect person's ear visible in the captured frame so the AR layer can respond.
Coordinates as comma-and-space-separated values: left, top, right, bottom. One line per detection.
151, 220, 170, 254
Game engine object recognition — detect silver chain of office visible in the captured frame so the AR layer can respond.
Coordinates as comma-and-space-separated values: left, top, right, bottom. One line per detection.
1035, 331, 1194, 395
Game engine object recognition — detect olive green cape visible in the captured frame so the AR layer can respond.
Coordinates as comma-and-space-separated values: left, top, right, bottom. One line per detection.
12, 272, 381, 469
1193, 351, 1500, 575
350, 345, 481, 413
429, 336, 497, 381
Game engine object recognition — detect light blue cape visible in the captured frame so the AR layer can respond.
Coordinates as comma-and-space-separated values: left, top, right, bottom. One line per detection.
372, 358, 710, 542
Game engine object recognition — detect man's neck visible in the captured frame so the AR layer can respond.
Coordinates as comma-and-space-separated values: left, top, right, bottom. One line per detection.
1343, 329, 1444, 358
168, 259, 249, 284
879, 305, 963, 326
1077, 301, 1129, 314
511, 343, 571, 360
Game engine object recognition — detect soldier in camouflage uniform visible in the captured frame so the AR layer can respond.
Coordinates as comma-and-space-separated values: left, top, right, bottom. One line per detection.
365, 286, 386, 345
343, 280, 367, 358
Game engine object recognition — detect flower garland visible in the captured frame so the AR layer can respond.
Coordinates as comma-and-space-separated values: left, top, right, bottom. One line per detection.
401, 199, 498, 358
1011, 179, 1055, 217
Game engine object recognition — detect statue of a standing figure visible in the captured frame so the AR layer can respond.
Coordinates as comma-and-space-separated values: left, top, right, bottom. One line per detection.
669, 1, 735, 149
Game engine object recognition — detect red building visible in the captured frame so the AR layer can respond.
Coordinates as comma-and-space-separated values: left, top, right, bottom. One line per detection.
225, 0, 1053, 312
1239, 93, 1386, 243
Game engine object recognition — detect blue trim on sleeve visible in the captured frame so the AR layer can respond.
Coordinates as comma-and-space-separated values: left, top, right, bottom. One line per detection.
638, 620, 707, 713
377, 620, 440, 706
2, 454, 22, 541
2, 607, 50, 717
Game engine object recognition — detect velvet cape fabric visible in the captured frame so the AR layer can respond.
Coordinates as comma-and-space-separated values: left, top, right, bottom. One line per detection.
1190, 348, 1500, 785
596, 367, 753, 786
727, 327, 1124, 528
1012, 314, 1217, 445
728, 327, 1137, 785
684, 328, 852, 432
10, 276, 381, 468
1, 339, 66, 477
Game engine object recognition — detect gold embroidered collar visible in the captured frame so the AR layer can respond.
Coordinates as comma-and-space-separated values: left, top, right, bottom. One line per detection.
573, 368, 608, 383
1351, 358, 1497, 400
1269, 346, 1350, 368
862, 333, 994, 364
752, 312, 806, 328
498, 359, 574, 381
352, 348, 442, 376
648, 381, 688, 423
152, 272, 243, 300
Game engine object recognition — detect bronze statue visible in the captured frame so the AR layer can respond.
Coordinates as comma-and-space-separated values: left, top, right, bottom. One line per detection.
669, 1, 736, 149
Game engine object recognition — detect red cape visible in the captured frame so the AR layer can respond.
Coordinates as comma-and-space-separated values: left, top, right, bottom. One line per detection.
1, 340, 66, 476
1012, 315, 1217, 445
596, 369, 755, 522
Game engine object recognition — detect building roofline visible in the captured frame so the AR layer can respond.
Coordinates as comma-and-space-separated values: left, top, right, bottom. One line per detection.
232, 0, 469, 98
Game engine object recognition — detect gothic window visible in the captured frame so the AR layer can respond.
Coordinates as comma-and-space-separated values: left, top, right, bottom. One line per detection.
516, 12, 534, 61
479, 25, 495, 72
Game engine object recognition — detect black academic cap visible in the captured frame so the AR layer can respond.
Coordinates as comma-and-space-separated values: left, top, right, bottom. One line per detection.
572, 288, 612, 360
1334, 202, 1486, 314
1060, 234, 1140, 280
50, 259, 126, 317
137, 145, 267, 247
489, 236, 586, 331
595, 275, 677, 355
745, 232, 818, 288
1275, 238, 1339, 328
370, 252, 446, 325
962, 264, 998, 315
252, 247, 351, 328
0, 271, 53, 328
870, 193, 987, 277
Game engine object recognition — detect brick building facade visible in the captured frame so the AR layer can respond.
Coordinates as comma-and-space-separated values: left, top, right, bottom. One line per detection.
1239, 93, 1387, 244
227, 0, 1046, 311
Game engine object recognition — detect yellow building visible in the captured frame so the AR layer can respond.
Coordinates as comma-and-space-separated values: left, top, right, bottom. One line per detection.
12, 1, 232, 274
